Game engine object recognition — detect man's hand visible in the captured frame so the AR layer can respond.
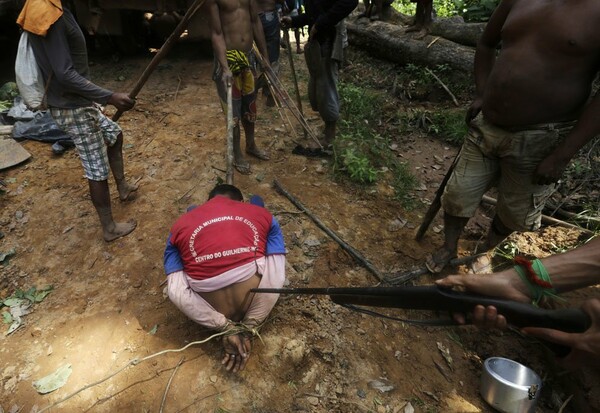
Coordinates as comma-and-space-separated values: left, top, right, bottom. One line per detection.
221, 334, 252, 373
522, 299, 600, 370
221, 69, 233, 88
280, 16, 292, 29
435, 271, 530, 328
108, 93, 135, 112
534, 152, 569, 185
465, 96, 483, 124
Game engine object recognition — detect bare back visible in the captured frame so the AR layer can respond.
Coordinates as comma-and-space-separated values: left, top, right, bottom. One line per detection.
482, 0, 600, 126
216, 0, 255, 51
200, 274, 261, 321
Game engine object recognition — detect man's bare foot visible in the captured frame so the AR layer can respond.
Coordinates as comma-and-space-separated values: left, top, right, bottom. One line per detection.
425, 248, 456, 274
233, 159, 252, 175
246, 146, 270, 161
118, 180, 139, 202
296, 47, 303, 54
413, 27, 430, 40
103, 219, 137, 242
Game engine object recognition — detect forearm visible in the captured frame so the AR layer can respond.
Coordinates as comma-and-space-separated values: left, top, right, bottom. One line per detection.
252, 19, 269, 63
168, 271, 229, 330
548, 94, 600, 162
542, 237, 600, 293
212, 33, 230, 71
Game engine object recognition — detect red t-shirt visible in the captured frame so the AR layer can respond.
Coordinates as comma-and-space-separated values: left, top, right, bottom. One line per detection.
169, 196, 273, 280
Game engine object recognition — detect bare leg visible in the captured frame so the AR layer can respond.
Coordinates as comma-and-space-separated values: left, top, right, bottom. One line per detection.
88, 179, 136, 242
243, 118, 270, 161
426, 212, 468, 273
232, 123, 251, 174
107, 132, 138, 201
469, 215, 513, 273
324, 121, 336, 146
405, 2, 423, 32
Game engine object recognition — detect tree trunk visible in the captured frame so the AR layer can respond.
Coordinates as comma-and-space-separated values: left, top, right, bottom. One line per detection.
346, 19, 475, 73
430, 19, 485, 47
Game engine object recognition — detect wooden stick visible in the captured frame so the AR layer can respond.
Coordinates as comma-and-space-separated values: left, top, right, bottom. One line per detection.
159, 357, 185, 413
481, 195, 595, 236
415, 150, 461, 241
384, 254, 485, 285
253, 45, 322, 149
284, 29, 307, 139
112, 0, 206, 122
226, 84, 234, 185
425, 68, 459, 107
545, 203, 600, 228
273, 179, 384, 281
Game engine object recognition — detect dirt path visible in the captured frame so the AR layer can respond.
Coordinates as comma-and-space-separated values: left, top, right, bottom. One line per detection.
0, 43, 592, 412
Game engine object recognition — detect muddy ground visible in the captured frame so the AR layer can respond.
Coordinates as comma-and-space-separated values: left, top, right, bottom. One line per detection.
0, 33, 597, 412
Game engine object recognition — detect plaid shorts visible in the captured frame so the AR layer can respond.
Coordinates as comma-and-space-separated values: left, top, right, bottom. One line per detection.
50, 106, 122, 181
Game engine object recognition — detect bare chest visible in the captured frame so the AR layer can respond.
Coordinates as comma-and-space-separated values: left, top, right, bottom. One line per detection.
217, 0, 251, 15
502, 0, 600, 55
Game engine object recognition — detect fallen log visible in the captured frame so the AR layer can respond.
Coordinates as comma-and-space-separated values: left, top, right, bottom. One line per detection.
380, 9, 486, 47
346, 19, 475, 72
429, 18, 485, 48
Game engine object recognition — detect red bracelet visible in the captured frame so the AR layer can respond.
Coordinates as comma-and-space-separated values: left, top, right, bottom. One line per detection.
514, 256, 554, 289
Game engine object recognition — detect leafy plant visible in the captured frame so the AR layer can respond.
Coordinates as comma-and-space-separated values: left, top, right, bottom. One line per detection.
335, 82, 417, 204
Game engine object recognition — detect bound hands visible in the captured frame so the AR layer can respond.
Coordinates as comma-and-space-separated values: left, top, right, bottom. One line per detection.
222, 333, 252, 373
108, 92, 135, 112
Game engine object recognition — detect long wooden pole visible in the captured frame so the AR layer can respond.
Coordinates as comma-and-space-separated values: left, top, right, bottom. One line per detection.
273, 179, 384, 282
283, 29, 306, 139
112, 0, 206, 122
226, 84, 234, 185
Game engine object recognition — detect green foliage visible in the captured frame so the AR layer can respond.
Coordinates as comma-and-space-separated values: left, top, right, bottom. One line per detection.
392, 0, 499, 21
335, 83, 417, 203
454, 0, 500, 22
399, 107, 468, 145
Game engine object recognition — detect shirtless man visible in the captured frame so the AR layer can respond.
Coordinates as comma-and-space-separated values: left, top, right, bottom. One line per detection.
207, 0, 271, 174
164, 184, 286, 373
256, 0, 284, 106
21, 1, 138, 242
426, 0, 600, 273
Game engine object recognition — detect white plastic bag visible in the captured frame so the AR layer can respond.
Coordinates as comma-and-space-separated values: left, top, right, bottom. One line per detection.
15, 31, 46, 110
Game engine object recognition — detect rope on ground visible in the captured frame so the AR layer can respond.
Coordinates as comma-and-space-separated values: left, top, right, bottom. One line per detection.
159, 357, 185, 413
37, 329, 245, 412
